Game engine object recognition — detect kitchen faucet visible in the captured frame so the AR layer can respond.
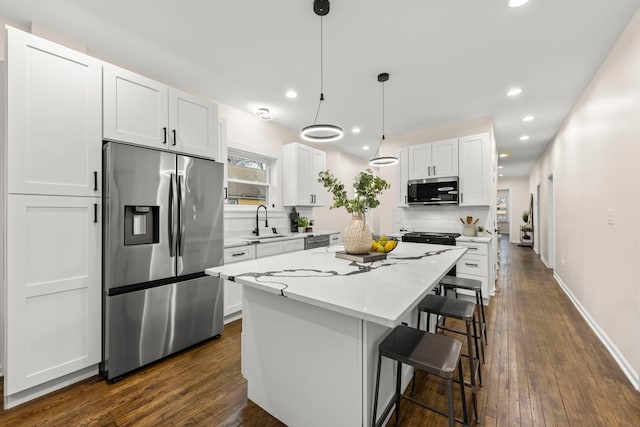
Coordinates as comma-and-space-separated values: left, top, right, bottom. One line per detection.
253, 204, 269, 236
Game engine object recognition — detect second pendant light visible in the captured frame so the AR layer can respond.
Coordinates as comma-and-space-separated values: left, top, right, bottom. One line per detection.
369, 72, 398, 166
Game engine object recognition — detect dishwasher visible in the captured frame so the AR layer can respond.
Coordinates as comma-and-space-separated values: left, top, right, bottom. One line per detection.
304, 234, 330, 250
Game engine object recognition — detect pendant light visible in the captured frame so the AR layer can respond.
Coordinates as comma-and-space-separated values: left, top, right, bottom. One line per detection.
300, 0, 344, 143
369, 72, 398, 166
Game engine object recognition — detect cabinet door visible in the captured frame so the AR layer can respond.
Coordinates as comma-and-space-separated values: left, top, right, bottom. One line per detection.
459, 133, 490, 206
6, 195, 101, 395
408, 143, 431, 179
311, 148, 326, 206
103, 63, 169, 148
431, 138, 459, 178
283, 143, 312, 206
6, 28, 102, 197
168, 88, 219, 159
223, 245, 255, 319
397, 147, 409, 206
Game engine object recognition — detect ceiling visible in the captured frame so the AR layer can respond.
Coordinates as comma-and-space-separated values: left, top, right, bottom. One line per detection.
1, 0, 639, 177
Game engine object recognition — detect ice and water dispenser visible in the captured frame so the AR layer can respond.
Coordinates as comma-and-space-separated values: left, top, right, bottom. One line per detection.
123, 205, 159, 245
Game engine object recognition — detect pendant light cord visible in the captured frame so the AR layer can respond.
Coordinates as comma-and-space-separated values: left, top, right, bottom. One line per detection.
373, 80, 386, 157
313, 16, 324, 125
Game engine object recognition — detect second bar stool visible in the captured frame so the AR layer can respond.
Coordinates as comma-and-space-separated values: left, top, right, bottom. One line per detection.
439, 275, 488, 345
417, 294, 482, 423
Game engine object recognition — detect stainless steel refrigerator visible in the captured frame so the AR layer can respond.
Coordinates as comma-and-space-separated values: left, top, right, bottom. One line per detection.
101, 141, 224, 380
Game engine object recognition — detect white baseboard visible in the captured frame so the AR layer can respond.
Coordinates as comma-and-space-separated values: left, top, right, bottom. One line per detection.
553, 273, 639, 391
4, 365, 98, 409
540, 256, 550, 268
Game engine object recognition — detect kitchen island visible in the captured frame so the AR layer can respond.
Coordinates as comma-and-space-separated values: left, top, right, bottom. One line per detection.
205, 242, 466, 427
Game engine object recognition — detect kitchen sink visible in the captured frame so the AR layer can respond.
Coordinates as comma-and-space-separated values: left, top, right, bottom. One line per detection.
243, 234, 295, 241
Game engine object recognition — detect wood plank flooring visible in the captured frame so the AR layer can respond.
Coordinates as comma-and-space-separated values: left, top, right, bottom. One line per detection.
1, 236, 639, 426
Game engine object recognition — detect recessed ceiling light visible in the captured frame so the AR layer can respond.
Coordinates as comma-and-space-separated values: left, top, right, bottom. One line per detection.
499, 152, 510, 158
362, 145, 370, 151
498, 165, 504, 169
285, 90, 298, 98
255, 108, 272, 120
522, 115, 535, 122
352, 127, 361, 134
507, 87, 523, 97
520, 135, 530, 141
508, 0, 530, 8
499, 173, 504, 177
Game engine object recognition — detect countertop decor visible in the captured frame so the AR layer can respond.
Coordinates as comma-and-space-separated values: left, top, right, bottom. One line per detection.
318, 169, 389, 254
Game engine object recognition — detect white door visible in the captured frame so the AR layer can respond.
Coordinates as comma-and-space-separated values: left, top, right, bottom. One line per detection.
6, 27, 102, 197
311, 148, 326, 206
397, 147, 409, 206
431, 138, 459, 178
6, 195, 101, 395
103, 63, 169, 148
168, 88, 219, 159
459, 134, 490, 206
408, 143, 431, 179
295, 144, 314, 205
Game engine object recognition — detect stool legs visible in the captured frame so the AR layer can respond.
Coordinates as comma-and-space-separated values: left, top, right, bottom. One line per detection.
372, 353, 382, 427
465, 321, 479, 422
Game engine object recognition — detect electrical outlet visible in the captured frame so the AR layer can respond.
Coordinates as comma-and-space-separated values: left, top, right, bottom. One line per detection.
607, 209, 614, 225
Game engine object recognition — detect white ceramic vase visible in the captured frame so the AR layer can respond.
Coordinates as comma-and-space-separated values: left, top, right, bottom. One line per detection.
343, 213, 372, 254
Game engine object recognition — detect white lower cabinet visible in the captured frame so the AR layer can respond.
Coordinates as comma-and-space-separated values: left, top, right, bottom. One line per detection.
455, 239, 491, 305
223, 245, 256, 319
5, 195, 101, 397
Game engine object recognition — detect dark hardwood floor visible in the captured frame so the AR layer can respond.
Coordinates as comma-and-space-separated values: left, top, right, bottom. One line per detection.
1, 236, 639, 426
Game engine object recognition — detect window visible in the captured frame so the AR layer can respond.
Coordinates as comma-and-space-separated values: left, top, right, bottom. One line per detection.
227, 150, 272, 206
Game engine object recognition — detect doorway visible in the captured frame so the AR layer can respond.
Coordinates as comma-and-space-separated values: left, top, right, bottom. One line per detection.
547, 175, 555, 268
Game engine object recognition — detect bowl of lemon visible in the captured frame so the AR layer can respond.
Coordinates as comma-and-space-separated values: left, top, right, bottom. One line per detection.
371, 235, 398, 253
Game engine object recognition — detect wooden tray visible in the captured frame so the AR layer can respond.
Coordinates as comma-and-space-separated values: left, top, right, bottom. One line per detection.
335, 251, 387, 262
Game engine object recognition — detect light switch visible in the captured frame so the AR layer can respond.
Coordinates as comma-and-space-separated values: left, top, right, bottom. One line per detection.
607, 209, 614, 225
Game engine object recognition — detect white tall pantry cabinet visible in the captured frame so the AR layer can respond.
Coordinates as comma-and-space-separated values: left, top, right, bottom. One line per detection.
1, 28, 102, 407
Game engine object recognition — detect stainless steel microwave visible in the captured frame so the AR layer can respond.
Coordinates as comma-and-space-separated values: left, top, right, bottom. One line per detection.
407, 177, 459, 205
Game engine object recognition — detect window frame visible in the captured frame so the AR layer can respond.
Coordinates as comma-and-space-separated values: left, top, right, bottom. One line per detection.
226, 147, 274, 208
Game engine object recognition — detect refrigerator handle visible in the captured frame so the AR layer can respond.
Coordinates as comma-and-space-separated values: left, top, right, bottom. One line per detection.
169, 173, 177, 257
178, 175, 187, 256
178, 175, 186, 256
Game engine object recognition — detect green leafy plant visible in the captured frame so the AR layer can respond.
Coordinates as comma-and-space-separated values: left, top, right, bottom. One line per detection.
522, 211, 529, 224
317, 169, 390, 215
477, 225, 485, 233
295, 216, 309, 228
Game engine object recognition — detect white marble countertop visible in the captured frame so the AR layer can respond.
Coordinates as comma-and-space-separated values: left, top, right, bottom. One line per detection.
206, 242, 466, 327
456, 235, 493, 243
224, 230, 339, 248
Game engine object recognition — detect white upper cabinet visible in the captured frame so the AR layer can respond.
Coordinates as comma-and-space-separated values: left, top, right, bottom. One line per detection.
408, 138, 458, 180
6, 27, 102, 197
103, 64, 219, 159
103, 64, 168, 148
282, 142, 326, 206
397, 147, 409, 206
459, 133, 491, 206
168, 88, 219, 159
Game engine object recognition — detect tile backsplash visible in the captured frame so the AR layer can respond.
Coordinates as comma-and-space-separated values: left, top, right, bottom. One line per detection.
392, 205, 491, 234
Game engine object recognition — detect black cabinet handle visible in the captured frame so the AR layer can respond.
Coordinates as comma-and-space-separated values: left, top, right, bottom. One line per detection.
224, 187, 228, 200
461, 193, 464, 203
232, 252, 247, 257
172, 129, 177, 146
93, 203, 98, 223
464, 262, 479, 267
93, 171, 98, 191
163, 127, 167, 144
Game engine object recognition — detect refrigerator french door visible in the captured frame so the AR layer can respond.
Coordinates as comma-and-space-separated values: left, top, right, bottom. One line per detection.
101, 142, 224, 380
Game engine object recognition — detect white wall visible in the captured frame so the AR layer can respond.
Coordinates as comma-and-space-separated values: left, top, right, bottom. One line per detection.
530, 10, 640, 389
497, 176, 530, 241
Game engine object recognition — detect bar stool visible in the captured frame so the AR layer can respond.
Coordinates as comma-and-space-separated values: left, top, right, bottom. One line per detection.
440, 276, 488, 345
417, 294, 482, 423
371, 325, 468, 427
